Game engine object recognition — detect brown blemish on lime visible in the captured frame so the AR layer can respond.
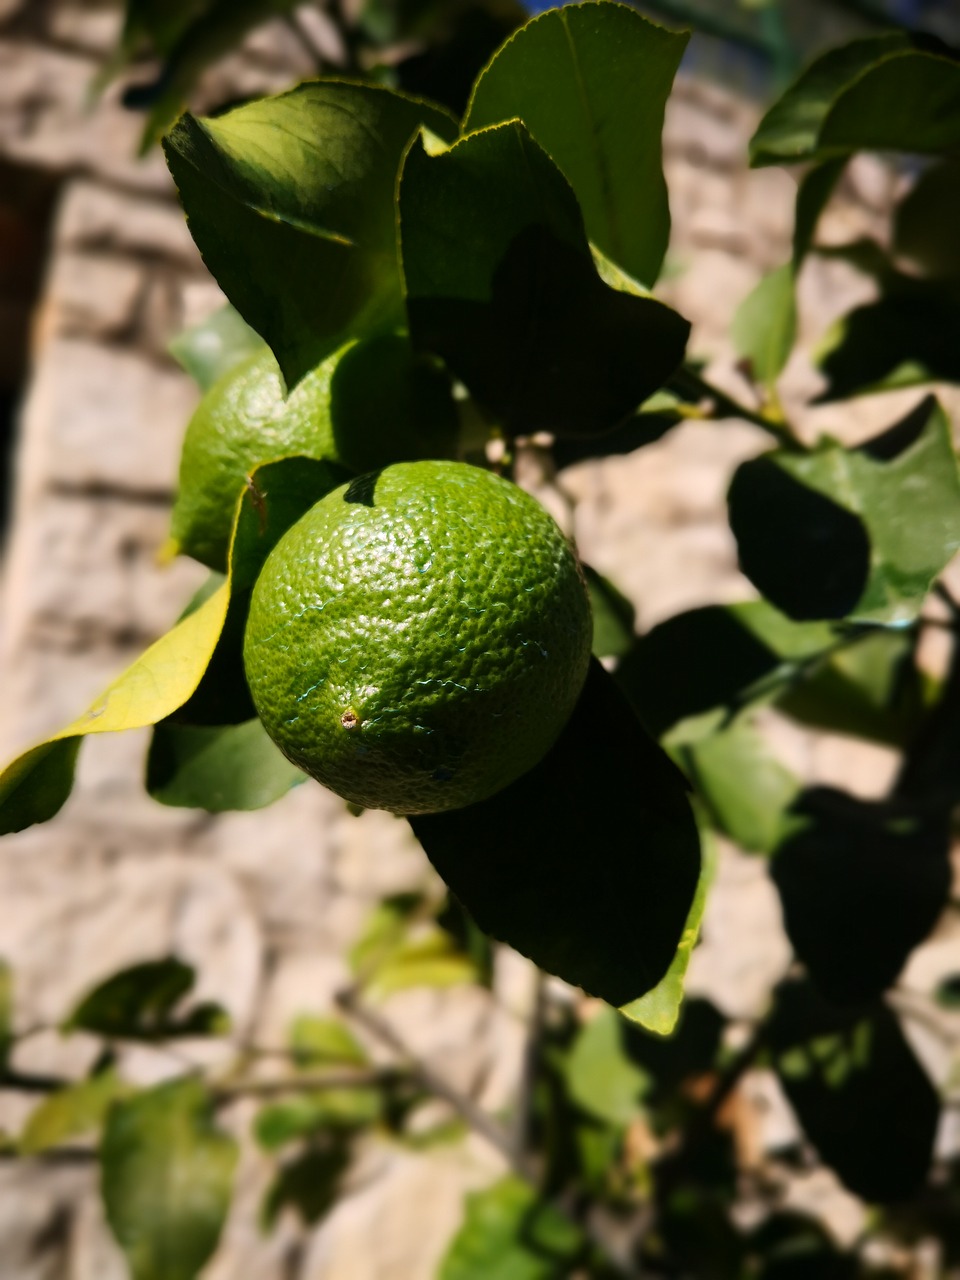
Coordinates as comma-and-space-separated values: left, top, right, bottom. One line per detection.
340, 710, 360, 730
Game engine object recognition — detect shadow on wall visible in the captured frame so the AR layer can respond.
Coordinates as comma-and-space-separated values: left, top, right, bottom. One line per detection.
0, 159, 60, 546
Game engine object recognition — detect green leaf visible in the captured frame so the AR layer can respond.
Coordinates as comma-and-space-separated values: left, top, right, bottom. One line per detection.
439, 1176, 589, 1280
750, 33, 960, 167
620, 828, 716, 1035
261, 1139, 351, 1229
399, 120, 689, 438
65, 958, 229, 1041
363, 929, 480, 1001
729, 398, 960, 624
102, 1077, 238, 1280
254, 1088, 382, 1151
163, 82, 457, 388
768, 978, 939, 1203
682, 721, 800, 855
146, 719, 304, 812
584, 565, 635, 660
411, 660, 700, 1007
731, 264, 796, 389
894, 159, 960, 281
288, 1016, 367, 1069
772, 789, 951, 1005
349, 892, 428, 977
0, 589, 228, 834
169, 303, 265, 391
776, 628, 927, 746
616, 601, 838, 739
20, 1066, 128, 1155
564, 1007, 649, 1127
131, 0, 304, 149
793, 157, 846, 265
464, 2, 689, 286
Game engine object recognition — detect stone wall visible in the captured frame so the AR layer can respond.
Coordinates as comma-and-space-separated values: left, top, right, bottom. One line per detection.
0, 4, 954, 1278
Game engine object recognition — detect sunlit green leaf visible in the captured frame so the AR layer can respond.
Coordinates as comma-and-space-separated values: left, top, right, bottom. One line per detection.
683, 721, 800, 855
102, 1077, 238, 1280
731, 264, 796, 390
439, 1176, 589, 1280
163, 82, 457, 388
564, 1007, 649, 1127
20, 1067, 128, 1155
465, 2, 689, 285
363, 929, 480, 1001
255, 1088, 381, 1151
288, 1016, 367, 1069
620, 823, 716, 1035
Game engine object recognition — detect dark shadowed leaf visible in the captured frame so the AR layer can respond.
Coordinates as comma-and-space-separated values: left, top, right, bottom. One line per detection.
616, 602, 837, 738
65, 958, 229, 1041
261, 1139, 351, 1229
147, 719, 303, 812
439, 1176, 589, 1280
816, 279, 960, 400
411, 660, 700, 1007
894, 159, 960, 281
169, 303, 265, 391
768, 978, 939, 1203
399, 121, 689, 438
102, 1077, 238, 1280
163, 82, 457, 388
773, 789, 951, 1005
729, 398, 960, 624
20, 1066, 128, 1155
464, 2, 689, 285
729, 456, 870, 622
750, 33, 960, 167
731, 264, 796, 390
793, 158, 847, 265
0, 738, 81, 837
584, 565, 635, 660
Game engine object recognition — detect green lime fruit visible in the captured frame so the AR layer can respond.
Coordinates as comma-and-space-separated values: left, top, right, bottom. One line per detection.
243, 460, 593, 815
171, 336, 458, 572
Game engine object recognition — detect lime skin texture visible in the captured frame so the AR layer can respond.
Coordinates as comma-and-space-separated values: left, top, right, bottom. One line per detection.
171, 337, 458, 572
243, 461, 593, 815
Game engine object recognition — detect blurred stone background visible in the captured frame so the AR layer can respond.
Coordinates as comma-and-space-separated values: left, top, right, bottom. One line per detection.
0, 2, 958, 1277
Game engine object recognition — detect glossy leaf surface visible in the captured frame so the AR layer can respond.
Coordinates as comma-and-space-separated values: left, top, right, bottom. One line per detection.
102, 1077, 238, 1280
465, 1, 688, 285
399, 121, 689, 438
164, 82, 457, 387
168, 302, 265, 390
411, 660, 700, 1007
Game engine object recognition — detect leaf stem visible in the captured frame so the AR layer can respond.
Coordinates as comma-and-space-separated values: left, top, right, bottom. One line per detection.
335, 987, 529, 1176
212, 1066, 398, 1103
669, 367, 800, 449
